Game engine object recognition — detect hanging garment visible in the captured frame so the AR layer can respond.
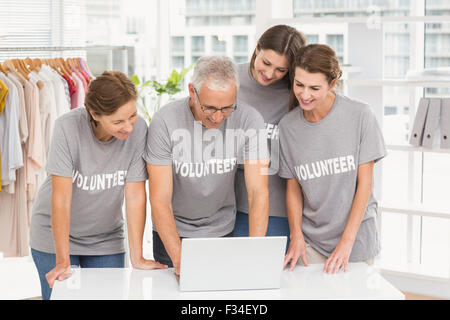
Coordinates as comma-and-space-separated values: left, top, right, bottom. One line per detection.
70, 72, 86, 109
0, 72, 29, 257
25, 78, 44, 202
40, 65, 70, 117
0, 73, 23, 189
0, 79, 8, 191
8, 73, 28, 144
0, 79, 8, 114
0, 57, 92, 257
62, 74, 76, 101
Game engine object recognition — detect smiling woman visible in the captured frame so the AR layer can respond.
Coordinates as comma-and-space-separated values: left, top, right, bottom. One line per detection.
85, 71, 139, 141
280, 44, 387, 273
29, 70, 167, 300
233, 25, 306, 242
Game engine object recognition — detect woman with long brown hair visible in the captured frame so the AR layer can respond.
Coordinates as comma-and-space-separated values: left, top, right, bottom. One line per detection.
30, 71, 167, 300
233, 25, 306, 243
279, 44, 387, 273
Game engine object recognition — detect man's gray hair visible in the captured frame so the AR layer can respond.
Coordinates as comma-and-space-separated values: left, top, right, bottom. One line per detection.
191, 55, 240, 94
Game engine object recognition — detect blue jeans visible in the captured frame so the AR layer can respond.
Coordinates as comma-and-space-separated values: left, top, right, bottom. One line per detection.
232, 211, 290, 252
31, 248, 125, 300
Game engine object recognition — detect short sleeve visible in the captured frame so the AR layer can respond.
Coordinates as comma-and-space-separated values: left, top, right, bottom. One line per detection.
243, 108, 268, 161
45, 118, 73, 177
126, 119, 149, 182
359, 106, 387, 165
143, 113, 173, 166
277, 124, 295, 179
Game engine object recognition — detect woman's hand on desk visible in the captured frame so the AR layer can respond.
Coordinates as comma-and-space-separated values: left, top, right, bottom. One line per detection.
131, 257, 168, 270
323, 238, 353, 274
283, 234, 308, 271
46, 263, 72, 288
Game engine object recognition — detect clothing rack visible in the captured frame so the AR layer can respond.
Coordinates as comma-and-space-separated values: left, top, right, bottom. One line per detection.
0, 45, 127, 52
0, 46, 129, 75
0, 46, 100, 258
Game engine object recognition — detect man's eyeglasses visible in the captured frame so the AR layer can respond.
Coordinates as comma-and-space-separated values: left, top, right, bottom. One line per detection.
194, 88, 237, 116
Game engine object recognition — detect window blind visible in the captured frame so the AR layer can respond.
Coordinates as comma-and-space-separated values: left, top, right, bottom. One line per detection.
0, 0, 86, 59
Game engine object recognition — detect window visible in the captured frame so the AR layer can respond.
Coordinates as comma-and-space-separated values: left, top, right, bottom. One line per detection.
171, 37, 185, 53
233, 56, 248, 63
384, 106, 398, 115
185, 0, 255, 26
306, 34, 319, 44
0, 0, 86, 59
233, 35, 248, 54
293, 0, 412, 18
127, 17, 145, 35
172, 56, 185, 69
326, 34, 344, 64
191, 36, 205, 53
212, 36, 227, 53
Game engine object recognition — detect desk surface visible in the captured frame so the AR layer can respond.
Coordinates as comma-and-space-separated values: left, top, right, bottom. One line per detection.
51, 263, 404, 300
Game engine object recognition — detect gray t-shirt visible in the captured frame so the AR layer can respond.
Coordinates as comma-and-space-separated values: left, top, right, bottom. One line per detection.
278, 94, 387, 261
235, 63, 290, 217
144, 97, 267, 238
30, 107, 148, 255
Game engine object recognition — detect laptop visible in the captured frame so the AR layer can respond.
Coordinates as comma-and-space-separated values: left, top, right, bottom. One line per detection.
177, 236, 287, 292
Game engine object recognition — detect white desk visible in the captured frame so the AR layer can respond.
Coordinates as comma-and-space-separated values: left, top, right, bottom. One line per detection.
51, 263, 404, 300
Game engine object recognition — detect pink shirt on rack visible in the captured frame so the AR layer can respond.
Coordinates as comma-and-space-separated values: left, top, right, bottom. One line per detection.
70, 73, 85, 109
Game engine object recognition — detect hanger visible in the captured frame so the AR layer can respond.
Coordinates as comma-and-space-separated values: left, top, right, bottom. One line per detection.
33, 58, 42, 70
48, 58, 67, 78
67, 57, 76, 71
0, 61, 6, 74
11, 59, 30, 80
79, 58, 94, 78
19, 59, 32, 74
24, 57, 37, 72
56, 58, 77, 87
59, 58, 72, 76
56, 57, 72, 78
15, 58, 43, 88
3, 60, 26, 83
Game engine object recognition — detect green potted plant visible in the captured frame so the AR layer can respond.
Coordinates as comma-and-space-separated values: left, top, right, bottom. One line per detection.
131, 65, 193, 123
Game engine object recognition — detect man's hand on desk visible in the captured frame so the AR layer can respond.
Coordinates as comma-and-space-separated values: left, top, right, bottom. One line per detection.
283, 234, 309, 271
131, 258, 168, 270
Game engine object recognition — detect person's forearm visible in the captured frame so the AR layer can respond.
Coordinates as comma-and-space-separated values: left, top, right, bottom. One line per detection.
286, 182, 304, 240
51, 199, 71, 266
286, 203, 303, 239
341, 178, 372, 243
126, 198, 146, 265
248, 188, 269, 237
151, 200, 181, 265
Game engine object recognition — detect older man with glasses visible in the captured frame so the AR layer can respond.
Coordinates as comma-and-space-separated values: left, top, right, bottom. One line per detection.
144, 56, 269, 275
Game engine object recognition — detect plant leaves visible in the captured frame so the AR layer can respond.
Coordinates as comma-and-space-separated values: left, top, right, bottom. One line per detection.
131, 74, 140, 86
